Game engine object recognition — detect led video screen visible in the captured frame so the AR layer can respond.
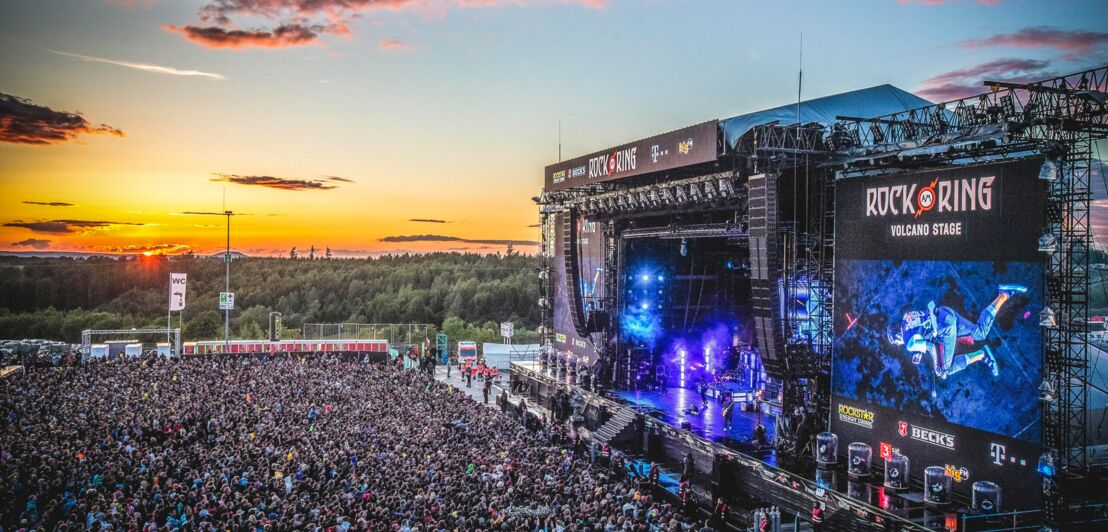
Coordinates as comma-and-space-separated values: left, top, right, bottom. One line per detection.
831, 158, 1045, 508
550, 210, 604, 363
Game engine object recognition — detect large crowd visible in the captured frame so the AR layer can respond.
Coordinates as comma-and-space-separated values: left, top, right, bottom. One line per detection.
0, 354, 716, 531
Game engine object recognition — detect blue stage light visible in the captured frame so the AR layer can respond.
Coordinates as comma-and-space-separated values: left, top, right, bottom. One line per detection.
657, 274, 665, 282
1037, 452, 1056, 477
640, 302, 650, 310
641, 274, 651, 282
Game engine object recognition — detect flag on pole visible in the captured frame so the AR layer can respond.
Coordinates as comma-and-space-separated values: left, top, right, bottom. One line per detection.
169, 273, 187, 311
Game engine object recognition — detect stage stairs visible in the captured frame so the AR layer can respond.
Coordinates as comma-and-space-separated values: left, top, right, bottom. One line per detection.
591, 407, 637, 444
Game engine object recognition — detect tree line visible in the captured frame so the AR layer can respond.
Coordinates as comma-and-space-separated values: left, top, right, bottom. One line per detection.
0, 252, 541, 345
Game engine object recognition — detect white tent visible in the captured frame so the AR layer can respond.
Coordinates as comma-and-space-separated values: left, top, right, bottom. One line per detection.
481, 343, 539, 369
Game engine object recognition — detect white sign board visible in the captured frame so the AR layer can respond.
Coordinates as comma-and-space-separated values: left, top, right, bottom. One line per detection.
219, 292, 235, 310
169, 273, 187, 311
500, 321, 514, 339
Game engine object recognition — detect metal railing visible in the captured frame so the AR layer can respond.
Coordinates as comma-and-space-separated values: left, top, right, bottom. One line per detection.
301, 323, 432, 347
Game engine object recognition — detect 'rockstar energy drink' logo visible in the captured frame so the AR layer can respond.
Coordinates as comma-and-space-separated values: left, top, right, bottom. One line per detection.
838, 404, 875, 429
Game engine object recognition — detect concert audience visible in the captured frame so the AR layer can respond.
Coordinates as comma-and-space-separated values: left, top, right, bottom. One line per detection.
0, 354, 709, 531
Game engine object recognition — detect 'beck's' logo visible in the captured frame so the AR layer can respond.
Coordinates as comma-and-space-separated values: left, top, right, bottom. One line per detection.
898, 421, 908, 437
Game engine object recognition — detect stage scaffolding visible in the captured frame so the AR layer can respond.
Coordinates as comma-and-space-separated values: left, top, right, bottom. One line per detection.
749, 65, 1108, 528
80, 328, 181, 358
301, 323, 431, 347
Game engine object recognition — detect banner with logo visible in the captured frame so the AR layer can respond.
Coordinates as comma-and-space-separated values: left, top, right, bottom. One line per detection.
169, 273, 187, 311
831, 158, 1044, 508
543, 120, 719, 192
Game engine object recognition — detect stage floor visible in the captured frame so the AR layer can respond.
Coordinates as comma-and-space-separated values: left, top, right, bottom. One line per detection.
613, 386, 777, 464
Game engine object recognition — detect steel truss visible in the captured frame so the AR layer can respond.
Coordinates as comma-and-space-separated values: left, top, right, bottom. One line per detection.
80, 328, 181, 357
749, 66, 1107, 526
540, 172, 746, 219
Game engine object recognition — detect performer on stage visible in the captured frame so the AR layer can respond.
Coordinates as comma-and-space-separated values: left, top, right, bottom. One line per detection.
885, 284, 1026, 382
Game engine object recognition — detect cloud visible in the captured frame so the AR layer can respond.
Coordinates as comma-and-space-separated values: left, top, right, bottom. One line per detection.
916, 58, 1055, 101
380, 39, 420, 52
23, 201, 75, 207
409, 218, 447, 223
961, 26, 1108, 53
0, 93, 124, 145
167, 0, 606, 50
210, 173, 338, 190
163, 23, 324, 49
47, 49, 224, 80
526, 223, 540, 227
4, 219, 144, 234
322, 175, 355, 183
98, 243, 193, 255
379, 234, 538, 246
11, 238, 51, 250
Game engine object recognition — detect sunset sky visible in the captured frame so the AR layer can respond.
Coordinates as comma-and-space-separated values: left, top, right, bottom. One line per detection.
1, 0, 1106, 256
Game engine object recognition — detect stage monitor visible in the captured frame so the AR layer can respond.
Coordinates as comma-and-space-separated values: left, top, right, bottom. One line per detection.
831, 158, 1044, 509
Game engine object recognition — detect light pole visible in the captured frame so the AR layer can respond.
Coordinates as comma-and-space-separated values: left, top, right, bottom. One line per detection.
224, 210, 232, 347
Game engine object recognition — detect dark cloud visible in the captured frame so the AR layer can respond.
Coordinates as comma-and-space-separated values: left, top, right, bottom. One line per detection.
1, 92, 124, 145
379, 234, 538, 246
409, 218, 447, 224
526, 223, 541, 228
916, 58, 1055, 101
210, 173, 337, 191
23, 201, 75, 207
4, 219, 144, 234
961, 26, 1108, 53
162, 23, 324, 49
11, 238, 51, 250
167, 1, 605, 50
99, 243, 193, 255
322, 175, 355, 183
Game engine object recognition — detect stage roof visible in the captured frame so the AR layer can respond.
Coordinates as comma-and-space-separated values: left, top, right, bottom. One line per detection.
720, 84, 932, 149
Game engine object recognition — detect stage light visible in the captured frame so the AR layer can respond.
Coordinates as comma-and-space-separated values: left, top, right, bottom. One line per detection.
640, 302, 650, 310
689, 182, 703, 200
1038, 380, 1056, 403
1039, 307, 1057, 328
704, 181, 718, 200
1039, 158, 1059, 181
718, 178, 736, 197
680, 239, 688, 257
641, 274, 651, 282
1035, 234, 1058, 256
656, 274, 664, 282
675, 186, 688, 203
1037, 451, 1056, 477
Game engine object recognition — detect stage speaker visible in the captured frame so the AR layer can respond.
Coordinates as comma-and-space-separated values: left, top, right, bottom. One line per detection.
562, 209, 590, 337
748, 173, 788, 379
585, 310, 609, 332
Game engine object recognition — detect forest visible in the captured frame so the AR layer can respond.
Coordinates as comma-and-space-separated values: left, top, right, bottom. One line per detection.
0, 252, 541, 345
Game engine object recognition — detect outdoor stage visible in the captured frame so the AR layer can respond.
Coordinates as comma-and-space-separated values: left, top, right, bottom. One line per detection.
509, 359, 972, 531
611, 386, 777, 460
